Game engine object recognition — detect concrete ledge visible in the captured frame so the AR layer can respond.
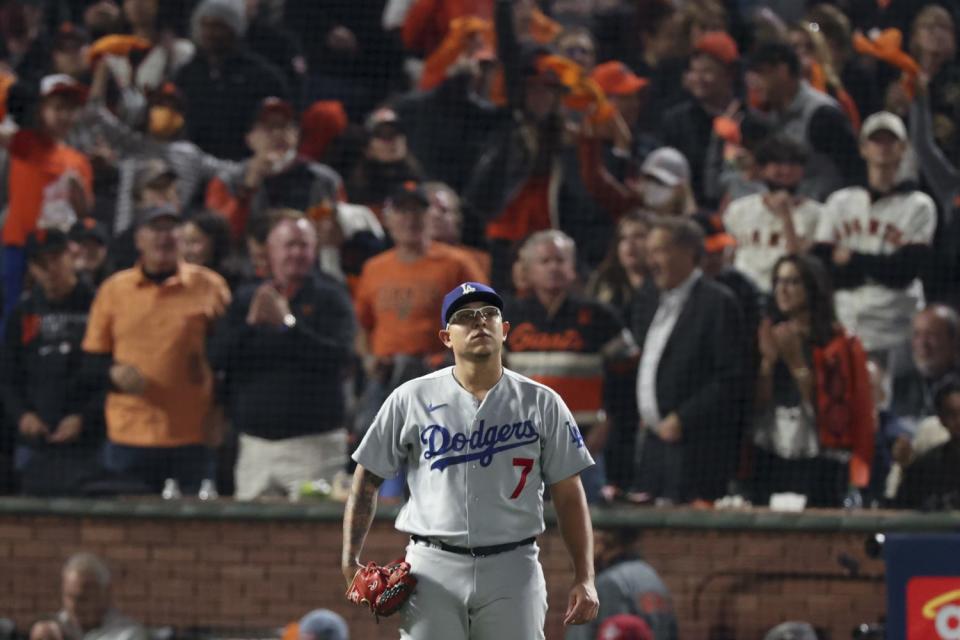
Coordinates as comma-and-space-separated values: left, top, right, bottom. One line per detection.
0, 497, 958, 531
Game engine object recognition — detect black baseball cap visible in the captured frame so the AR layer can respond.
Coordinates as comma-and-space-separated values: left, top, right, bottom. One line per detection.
138, 204, 182, 227
69, 217, 108, 245
25, 228, 69, 262
365, 107, 403, 136
134, 159, 177, 196
387, 181, 430, 211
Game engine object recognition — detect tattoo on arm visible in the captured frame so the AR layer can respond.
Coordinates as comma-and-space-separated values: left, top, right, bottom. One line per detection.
342, 465, 384, 569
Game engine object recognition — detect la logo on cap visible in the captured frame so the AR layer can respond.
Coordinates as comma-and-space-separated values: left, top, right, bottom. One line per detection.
461, 283, 476, 294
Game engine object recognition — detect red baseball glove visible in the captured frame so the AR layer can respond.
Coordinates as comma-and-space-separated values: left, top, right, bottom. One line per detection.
345, 559, 417, 618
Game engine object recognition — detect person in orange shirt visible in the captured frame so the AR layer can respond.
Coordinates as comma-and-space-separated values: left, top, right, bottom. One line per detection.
1, 74, 93, 321
81, 205, 230, 494
353, 181, 485, 431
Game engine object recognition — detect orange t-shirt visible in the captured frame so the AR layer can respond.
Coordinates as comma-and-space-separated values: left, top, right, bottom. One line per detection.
354, 243, 487, 357
82, 263, 231, 447
4, 130, 93, 246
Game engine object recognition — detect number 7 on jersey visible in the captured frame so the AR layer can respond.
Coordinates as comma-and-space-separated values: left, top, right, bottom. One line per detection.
510, 457, 534, 499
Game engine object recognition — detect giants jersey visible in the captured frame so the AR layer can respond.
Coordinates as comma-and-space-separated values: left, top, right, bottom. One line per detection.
505, 295, 635, 425
816, 187, 936, 351
723, 193, 823, 292
353, 367, 594, 547
723, 193, 823, 293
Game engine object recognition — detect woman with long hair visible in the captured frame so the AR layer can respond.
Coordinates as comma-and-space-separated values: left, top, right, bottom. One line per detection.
752, 254, 875, 507
585, 209, 653, 319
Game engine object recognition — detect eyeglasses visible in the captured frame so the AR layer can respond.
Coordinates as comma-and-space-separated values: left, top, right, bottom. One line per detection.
448, 306, 501, 327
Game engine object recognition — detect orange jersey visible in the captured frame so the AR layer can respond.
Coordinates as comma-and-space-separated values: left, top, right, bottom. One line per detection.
354, 244, 487, 357
4, 130, 93, 246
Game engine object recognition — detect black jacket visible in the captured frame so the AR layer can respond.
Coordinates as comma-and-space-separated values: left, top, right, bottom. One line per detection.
660, 100, 731, 210
631, 276, 745, 500
175, 48, 288, 160
891, 367, 959, 425
0, 282, 103, 450
208, 274, 357, 439
393, 72, 508, 194
896, 439, 960, 510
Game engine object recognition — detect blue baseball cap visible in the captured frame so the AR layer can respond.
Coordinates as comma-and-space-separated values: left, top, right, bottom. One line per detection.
441, 282, 503, 328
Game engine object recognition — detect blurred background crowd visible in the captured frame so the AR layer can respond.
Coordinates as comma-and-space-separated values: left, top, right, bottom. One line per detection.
0, 0, 958, 517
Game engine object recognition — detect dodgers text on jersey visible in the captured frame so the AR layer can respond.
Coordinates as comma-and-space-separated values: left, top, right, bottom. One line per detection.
421, 420, 540, 471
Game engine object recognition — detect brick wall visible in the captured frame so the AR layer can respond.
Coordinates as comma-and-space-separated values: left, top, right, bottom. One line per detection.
0, 513, 886, 639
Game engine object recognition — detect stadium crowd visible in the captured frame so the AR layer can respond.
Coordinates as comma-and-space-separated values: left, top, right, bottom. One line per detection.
0, 0, 959, 514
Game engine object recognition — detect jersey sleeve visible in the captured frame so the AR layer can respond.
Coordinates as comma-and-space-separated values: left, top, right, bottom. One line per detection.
902, 195, 937, 245
797, 201, 822, 240
814, 193, 842, 244
540, 389, 594, 485
721, 199, 745, 236
352, 389, 407, 480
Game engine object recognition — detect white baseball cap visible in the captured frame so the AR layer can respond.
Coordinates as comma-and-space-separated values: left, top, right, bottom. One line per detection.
641, 147, 691, 186
860, 110, 907, 142
39, 74, 87, 102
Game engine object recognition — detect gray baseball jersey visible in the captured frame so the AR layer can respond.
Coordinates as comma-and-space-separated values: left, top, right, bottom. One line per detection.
353, 366, 594, 547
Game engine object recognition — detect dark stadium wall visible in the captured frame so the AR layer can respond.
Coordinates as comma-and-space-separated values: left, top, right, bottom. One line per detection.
0, 511, 889, 639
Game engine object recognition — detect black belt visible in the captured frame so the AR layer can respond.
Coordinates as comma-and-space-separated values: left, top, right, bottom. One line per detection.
411, 535, 535, 558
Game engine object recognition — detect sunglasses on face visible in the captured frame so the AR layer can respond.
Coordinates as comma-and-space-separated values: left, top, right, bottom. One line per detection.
448, 306, 502, 327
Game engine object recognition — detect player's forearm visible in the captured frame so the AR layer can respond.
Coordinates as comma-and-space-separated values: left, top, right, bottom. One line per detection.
551, 475, 595, 582
342, 465, 383, 570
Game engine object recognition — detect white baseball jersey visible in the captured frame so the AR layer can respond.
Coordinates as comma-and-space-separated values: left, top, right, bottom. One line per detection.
723, 193, 823, 292
353, 366, 594, 547
815, 187, 937, 351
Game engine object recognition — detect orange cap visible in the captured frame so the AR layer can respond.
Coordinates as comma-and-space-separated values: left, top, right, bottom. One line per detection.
693, 31, 739, 65
590, 61, 649, 96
